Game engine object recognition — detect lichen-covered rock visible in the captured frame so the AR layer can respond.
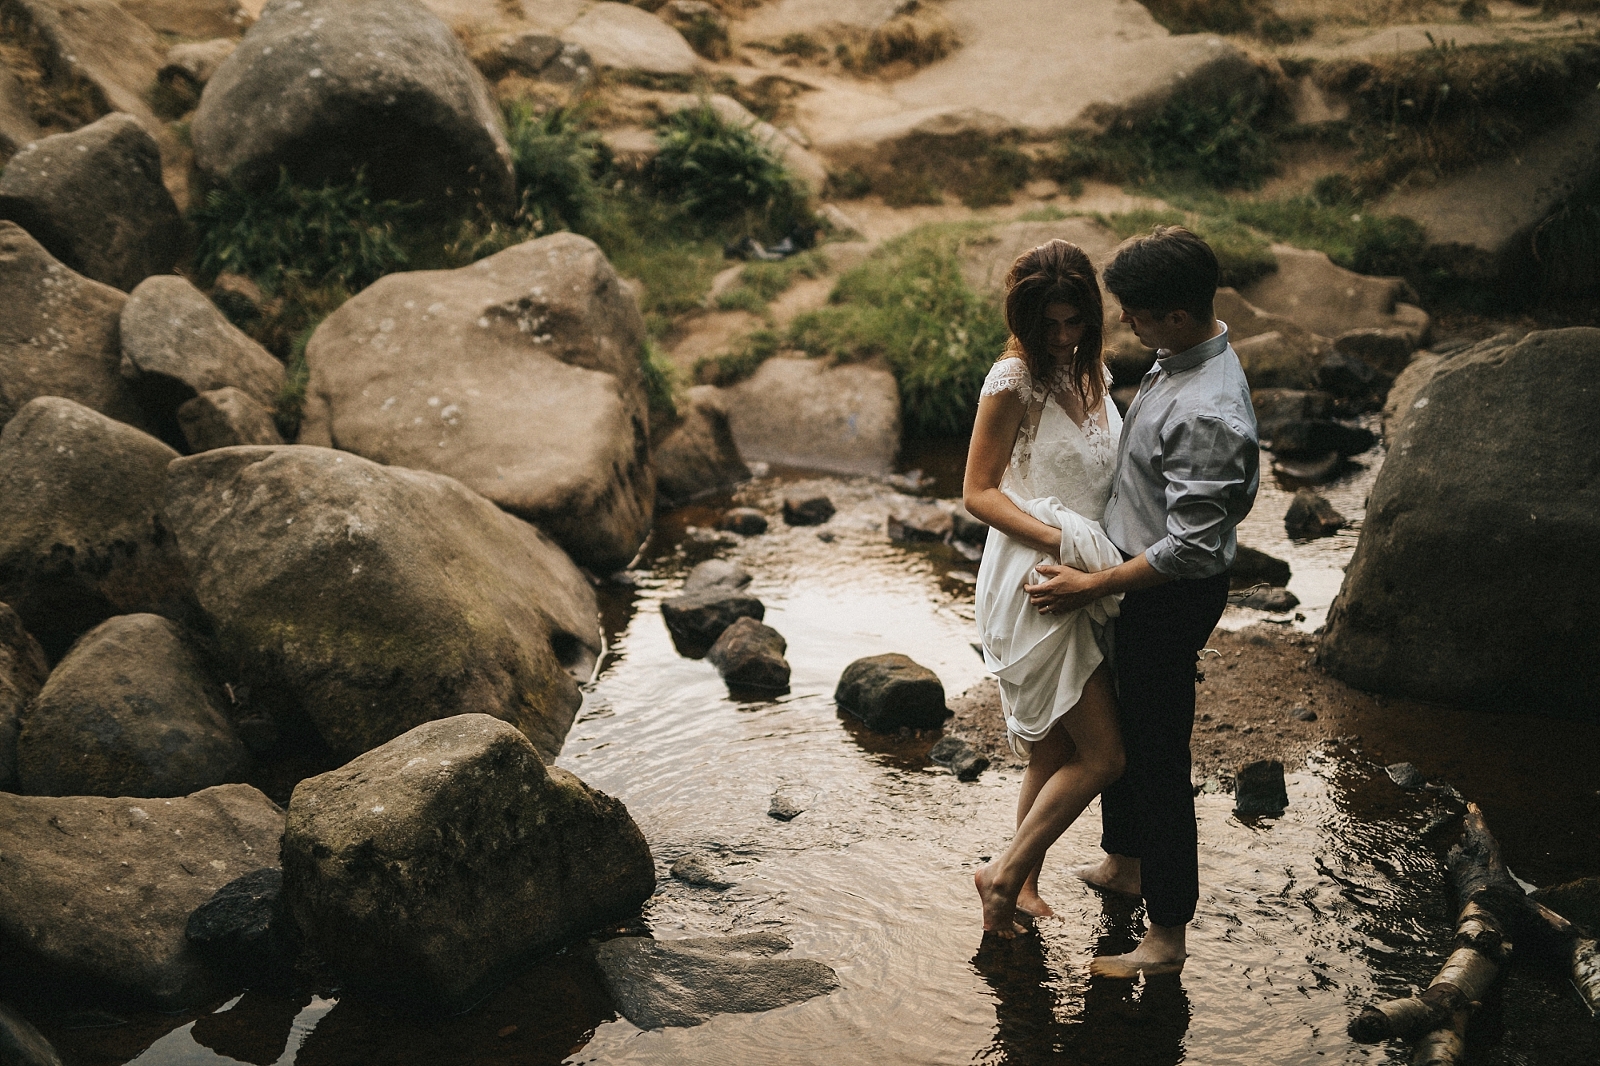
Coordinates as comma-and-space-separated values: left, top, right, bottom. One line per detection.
120, 275, 285, 412
1320, 328, 1600, 716
281, 714, 654, 1010
0, 784, 284, 1009
298, 232, 653, 571
191, 0, 514, 212
653, 385, 749, 507
0, 397, 191, 659
16, 614, 248, 798
0, 113, 181, 292
177, 387, 284, 451
0, 602, 49, 791
835, 653, 948, 731
162, 445, 601, 760
706, 616, 789, 691
0, 223, 155, 432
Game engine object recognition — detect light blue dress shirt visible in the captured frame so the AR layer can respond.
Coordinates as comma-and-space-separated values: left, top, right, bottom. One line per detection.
1102, 322, 1259, 579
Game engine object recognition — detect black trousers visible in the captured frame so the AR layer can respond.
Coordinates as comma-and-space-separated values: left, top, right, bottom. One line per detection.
1099, 571, 1230, 928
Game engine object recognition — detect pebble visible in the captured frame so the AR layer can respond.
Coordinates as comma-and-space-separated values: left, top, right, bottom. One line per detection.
1385, 762, 1427, 790
670, 852, 734, 889
1234, 759, 1289, 816
717, 507, 769, 536
768, 792, 805, 821
783, 495, 835, 526
1291, 706, 1317, 721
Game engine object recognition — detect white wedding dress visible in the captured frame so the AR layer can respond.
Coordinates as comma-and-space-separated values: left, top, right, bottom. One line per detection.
974, 357, 1125, 757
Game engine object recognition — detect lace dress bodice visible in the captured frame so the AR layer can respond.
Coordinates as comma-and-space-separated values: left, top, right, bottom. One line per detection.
979, 357, 1121, 522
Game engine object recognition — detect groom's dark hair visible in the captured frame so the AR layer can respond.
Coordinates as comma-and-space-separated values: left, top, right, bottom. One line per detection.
1102, 225, 1219, 321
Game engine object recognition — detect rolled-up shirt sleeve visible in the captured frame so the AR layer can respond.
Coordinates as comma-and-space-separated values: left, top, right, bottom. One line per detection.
1143, 414, 1259, 579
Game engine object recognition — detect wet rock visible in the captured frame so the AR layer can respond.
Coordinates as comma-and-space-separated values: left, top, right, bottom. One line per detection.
1320, 329, 1600, 716
1232, 329, 1327, 391
929, 736, 989, 782
1238, 245, 1429, 344
120, 275, 285, 413
0, 603, 49, 791
185, 867, 296, 984
0, 784, 284, 1009
683, 559, 751, 594
707, 616, 790, 692
782, 495, 836, 526
669, 852, 732, 889
159, 38, 238, 91
654, 386, 750, 507
297, 232, 652, 572
593, 932, 838, 1030
1530, 877, 1600, 938
1284, 488, 1346, 540
192, 0, 516, 212
1234, 759, 1288, 816
881, 469, 936, 496
717, 508, 769, 536
1266, 420, 1376, 459
0, 114, 181, 292
177, 388, 284, 451
835, 654, 949, 732
281, 714, 654, 1011
17, 614, 248, 798
887, 502, 953, 543
1251, 388, 1336, 442
0, 1001, 63, 1066
1385, 762, 1426, 790
1316, 350, 1392, 410
1290, 706, 1317, 722
163, 445, 600, 761
660, 589, 764, 654
1271, 451, 1343, 484
1235, 587, 1300, 613
0, 223, 156, 433
1229, 545, 1291, 590
767, 791, 804, 821
0, 397, 193, 659
561, 2, 698, 76
947, 500, 989, 546
1334, 328, 1415, 376
726, 357, 901, 478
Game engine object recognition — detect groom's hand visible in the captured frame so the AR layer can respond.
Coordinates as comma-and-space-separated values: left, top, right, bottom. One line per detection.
1025, 564, 1098, 614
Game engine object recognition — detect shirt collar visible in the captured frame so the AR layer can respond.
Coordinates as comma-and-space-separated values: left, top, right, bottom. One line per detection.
1154, 321, 1230, 374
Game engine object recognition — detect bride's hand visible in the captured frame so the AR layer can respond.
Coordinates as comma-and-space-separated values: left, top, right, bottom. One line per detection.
1025, 563, 1097, 615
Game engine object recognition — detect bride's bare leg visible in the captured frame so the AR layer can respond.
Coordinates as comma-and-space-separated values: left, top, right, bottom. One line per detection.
1015, 726, 1074, 919
977, 665, 1124, 936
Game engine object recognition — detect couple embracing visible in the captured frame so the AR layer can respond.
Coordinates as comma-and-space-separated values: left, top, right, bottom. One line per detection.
964, 226, 1259, 976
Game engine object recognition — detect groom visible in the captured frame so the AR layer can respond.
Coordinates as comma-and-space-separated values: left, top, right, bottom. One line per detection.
1025, 226, 1258, 976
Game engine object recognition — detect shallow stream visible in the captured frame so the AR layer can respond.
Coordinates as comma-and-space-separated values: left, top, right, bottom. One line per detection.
42, 442, 1600, 1066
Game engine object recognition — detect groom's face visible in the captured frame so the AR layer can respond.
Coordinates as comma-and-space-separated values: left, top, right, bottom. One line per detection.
1119, 306, 1189, 352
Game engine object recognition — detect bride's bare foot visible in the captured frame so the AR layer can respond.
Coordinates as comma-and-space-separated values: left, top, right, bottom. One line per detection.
1089, 924, 1186, 978
1071, 855, 1142, 897
1016, 885, 1056, 922
975, 863, 1028, 937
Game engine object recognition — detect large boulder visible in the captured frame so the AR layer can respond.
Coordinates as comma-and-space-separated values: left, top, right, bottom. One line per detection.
0, 223, 155, 432
298, 233, 654, 571
724, 356, 901, 477
1238, 246, 1430, 344
162, 445, 602, 760
561, 2, 698, 76
280, 714, 654, 1010
0, 397, 191, 660
1319, 329, 1600, 716
0, 602, 49, 790
0, 784, 284, 1008
0, 113, 181, 292
191, 0, 516, 213
653, 385, 750, 507
16, 614, 248, 798
120, 275, 286, 414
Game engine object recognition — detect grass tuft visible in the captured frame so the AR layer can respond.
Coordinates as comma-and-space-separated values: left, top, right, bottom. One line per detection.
713, 249, 829, 312
651, 102, 809, 234
504, 101, 603, 233
695, 328, 784, 387
640, 338, 679, 422
1053, 91, 1277, 191
1099, 207, 1278, 289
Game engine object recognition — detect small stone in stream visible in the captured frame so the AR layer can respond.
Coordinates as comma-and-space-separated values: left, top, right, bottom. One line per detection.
783, 495, 835, 525
768, 792, 804, 821
669, 852, 733, 889
948, 501, 989, 546
683, 559, 751, 594
1316, 350, 1390, 402
816, 530, 835, 543
684, 526, 738, 548
1272, 451, 1342, 484
185, 867, 296, 982
1385, 762, 1427, 790
717, 508, 768, 536
949, 747, 989, 782
0, 1001, 62, 1066
946, 570, 976, 586
887, 503, 953, 543
707, 617, 790, 691
1230, 545, 1291, 589
881, 469, 936, 495
660, 590, 764, 653
928, 736, 966, 765
1238, 587, 1300, 612
1291, 706, 1317, 722
1267, 420, 1376, 458
1234, 759, 1288, 816
835, 654, 949, 732
1285, 488, 1346, 540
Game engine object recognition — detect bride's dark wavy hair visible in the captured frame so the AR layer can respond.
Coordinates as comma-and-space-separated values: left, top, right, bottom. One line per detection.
1001, 239, 1106, 410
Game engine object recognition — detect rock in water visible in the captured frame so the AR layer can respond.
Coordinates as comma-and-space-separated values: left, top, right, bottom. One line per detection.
0, 603, 49, 791
120, 275, 286, 413
887, 503, 953, 542
1284, 488, 1345, 540
0, 223, 155, 433
782, 495, 835, 526
1234, 759, 1288, 816
298, 232, 652, 571
669, 852, 732, 889
0, 398, 194, 659
191, 0, 515, 213
185, 867, 296, 984
706, 616, 790, 691
0, 1001, 63, 1066
726, 357, 901, 477
0, 784, 284, 1009
177, 388, 285, 451
17, 615, 247, 798
1229, 545, 1291, 590
835, 654, 949, 731
1320, 329, 1600, 716
654, 385, 750, 507
593, 932, 838, 1030
767, 791, 804, 821
660, 589, 763, 654
718, 508, 768, 536
682, 559, 751, 594
280, 714, 654, 1010
1236, 587, 1299, 613
929, 735, 989, 781
162, 446, 601, 761
1385, 762, 1427, 790
0, 113, 181, 292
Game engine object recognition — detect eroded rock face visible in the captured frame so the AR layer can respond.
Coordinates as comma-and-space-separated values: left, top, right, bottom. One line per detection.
120, 275, 285, 412
0, 223, 155, 432
281, 714, 654, 1010
0, 397, 191, 659
298, 233, 653, 571
1320, 328, 1600, 717
16, 614, 248, 798
0, 65, 43, 160
0, 602, 50, 790
725, 357, 901, 477
0, 784, 284, 1009
653, 385, 750, 507
122, 0, 249, 39
1238, 246, 1429, 344
191, 0, 516, 213
162, 446, 601, 760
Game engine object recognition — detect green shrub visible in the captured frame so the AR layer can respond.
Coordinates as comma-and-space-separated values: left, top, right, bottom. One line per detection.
1227, 196, 1426, 277
651, 103, 808, 235
504, 101, 602, 233
1053, 91, 1277, 190
1099, 208, 1278, 289
871, 131, 1033, 208
786, 224, 1008, 437
1140, 0, 1271, 34
640, 339, 679, 422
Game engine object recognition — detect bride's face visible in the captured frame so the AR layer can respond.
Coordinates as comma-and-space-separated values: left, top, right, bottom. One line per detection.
1043, 302, 1086, 362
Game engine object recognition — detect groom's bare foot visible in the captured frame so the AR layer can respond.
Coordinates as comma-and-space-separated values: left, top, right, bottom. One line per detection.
975, 864, 1027, 938
1089, 924, 1187, 978
1071, 855, 1141, 897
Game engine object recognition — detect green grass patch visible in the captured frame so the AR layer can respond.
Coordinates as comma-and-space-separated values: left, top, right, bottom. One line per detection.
713, 249, 828, 312
785, 223, 1008, 438
1053, 91, 1277, 191
580, 188, 727, 335
1098, 207, 1278, 289
504, 101, 602, 234
640, 338, 679, 423
1225, 194, 1427, 277
871, 131, 1033, 208
694, 328, 784, 387
651, 101, 809, 235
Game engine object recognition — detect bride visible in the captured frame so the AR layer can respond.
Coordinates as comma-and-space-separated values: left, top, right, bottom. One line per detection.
964, 240, 1127, 936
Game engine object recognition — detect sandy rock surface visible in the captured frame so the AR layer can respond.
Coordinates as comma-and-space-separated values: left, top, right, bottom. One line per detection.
176, 387, 284, 451
562, 2, 698, 75
725, 356, 901, 477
